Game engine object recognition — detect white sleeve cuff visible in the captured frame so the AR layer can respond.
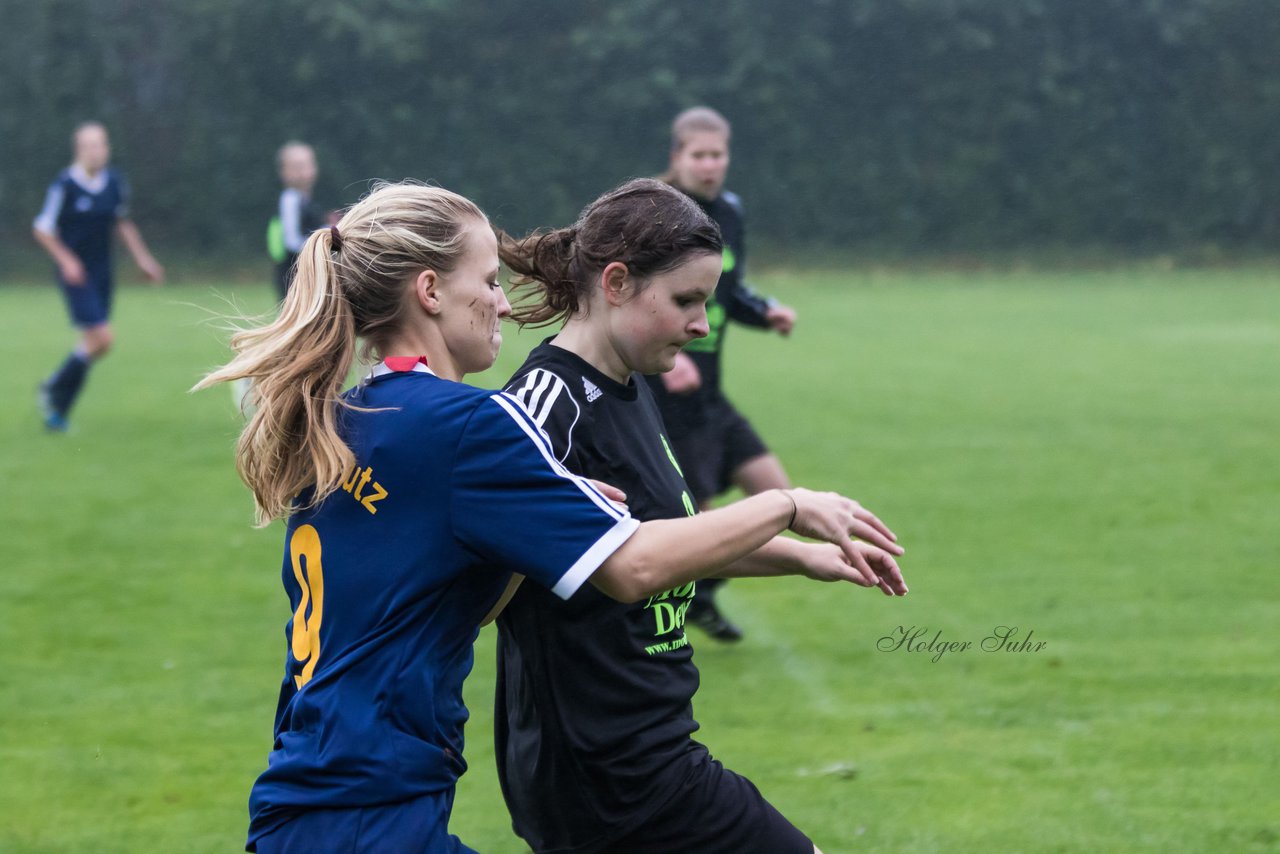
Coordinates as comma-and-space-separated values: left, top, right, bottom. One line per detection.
551, 516, 640, 600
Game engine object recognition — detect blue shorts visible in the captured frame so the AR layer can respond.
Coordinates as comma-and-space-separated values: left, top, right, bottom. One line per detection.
249, 789, 478, 854
58, 267, 112, 328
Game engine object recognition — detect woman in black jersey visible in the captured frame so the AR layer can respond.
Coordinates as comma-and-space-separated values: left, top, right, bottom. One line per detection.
650, 106, 799, 642
495, 179, 907, 854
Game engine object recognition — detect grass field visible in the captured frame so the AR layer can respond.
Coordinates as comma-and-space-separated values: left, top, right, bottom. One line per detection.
1, 266, 1277, 852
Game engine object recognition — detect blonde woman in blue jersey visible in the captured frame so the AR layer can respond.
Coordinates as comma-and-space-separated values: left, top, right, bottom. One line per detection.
196, 181, 903, 853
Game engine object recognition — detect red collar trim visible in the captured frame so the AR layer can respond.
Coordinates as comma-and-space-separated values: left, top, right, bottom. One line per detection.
382, 356, 430, 372
369, 356, 434, 379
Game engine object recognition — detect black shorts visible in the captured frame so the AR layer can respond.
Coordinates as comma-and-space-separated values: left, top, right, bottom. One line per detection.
663, 395, 769, 504
604, 752, 812, 854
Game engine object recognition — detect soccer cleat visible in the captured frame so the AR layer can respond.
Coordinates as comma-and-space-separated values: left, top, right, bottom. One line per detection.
37, 382, 55, 420
688, 600, 744, 643
37, 384, 69, 432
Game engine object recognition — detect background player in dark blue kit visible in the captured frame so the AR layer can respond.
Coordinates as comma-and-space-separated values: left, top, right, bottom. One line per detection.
648, 106, 800, 641
197, 182, 886, 853
498, 179, 907, 854
33, 121, 164, 432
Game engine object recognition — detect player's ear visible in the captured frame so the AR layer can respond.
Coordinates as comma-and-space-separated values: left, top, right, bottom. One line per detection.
413, 269, 442, 316
600, 262, 631, 307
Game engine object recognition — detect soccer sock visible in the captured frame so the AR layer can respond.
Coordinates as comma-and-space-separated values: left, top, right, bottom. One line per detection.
689, 577, 727, 613
45, 351, 92, 415
698, 577, 727, 595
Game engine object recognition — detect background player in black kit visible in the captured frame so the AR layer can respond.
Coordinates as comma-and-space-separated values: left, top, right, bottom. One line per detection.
496, 179, 907, 854
648, 107, 800, 641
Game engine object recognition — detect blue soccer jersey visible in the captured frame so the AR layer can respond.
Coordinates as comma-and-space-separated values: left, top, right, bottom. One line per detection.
33, 165, 130, 277
246, 363, 638, 847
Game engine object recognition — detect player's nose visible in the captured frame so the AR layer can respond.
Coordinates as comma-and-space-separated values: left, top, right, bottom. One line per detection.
688, 310, 709, 339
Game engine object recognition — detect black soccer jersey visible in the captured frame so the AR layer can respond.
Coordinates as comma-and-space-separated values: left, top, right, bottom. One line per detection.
655, 189, 773, 400
496, 340, 707, 853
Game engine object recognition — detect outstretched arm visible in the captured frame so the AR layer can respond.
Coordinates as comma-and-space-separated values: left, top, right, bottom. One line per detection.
116, 219, 164, 284
592, 488, 908, 602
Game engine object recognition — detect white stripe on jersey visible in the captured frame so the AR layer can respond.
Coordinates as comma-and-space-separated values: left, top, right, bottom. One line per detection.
531, 375, 564, 426
490, 392, 637, 599
509, 369, 579, 463
511, 370, 540, 411
490, 393, 622, 521
33, 183, 64, 235
514, 369, 555, 421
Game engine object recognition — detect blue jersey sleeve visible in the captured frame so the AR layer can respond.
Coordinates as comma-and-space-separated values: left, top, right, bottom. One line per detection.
450, 393, 639, 599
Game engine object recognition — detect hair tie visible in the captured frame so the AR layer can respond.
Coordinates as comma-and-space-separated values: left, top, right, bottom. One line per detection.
329, 224, 343, 252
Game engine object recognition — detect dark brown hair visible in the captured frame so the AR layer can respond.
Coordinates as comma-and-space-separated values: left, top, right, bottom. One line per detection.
499, 178, 722, 327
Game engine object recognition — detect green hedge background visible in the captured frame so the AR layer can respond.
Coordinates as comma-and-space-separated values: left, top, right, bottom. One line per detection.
3, 0, 1278, 256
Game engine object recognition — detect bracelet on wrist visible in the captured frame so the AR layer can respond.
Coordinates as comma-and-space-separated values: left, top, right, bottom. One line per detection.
783, 490, 797, 530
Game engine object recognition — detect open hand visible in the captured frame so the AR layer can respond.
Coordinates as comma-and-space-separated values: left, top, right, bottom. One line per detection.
662, 351, 702, 394
766, 304, 796, 336
586, 479, 628, 511
795, 541, 908, 595
786, 488, 901, 556
139, 256, 165, 285
60, 257, 86, 286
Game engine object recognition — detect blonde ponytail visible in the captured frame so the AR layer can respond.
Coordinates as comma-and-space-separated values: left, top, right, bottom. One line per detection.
196, 226, 355, 524
196, 182, 486, 526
